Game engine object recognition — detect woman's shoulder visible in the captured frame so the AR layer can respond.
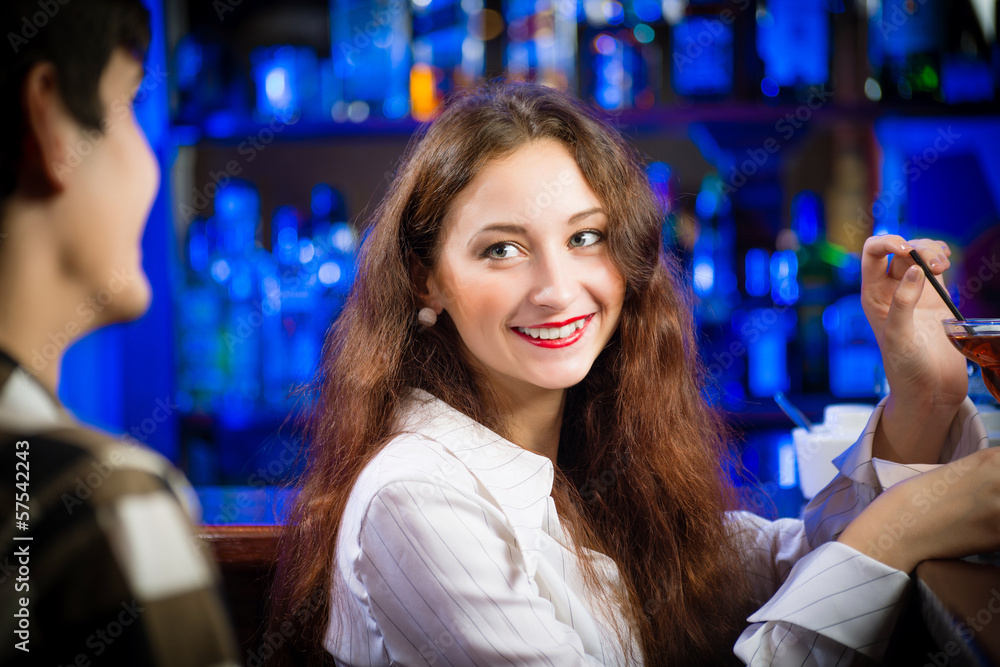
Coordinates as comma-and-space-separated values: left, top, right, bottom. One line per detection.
343, 431, 481, 525
369, 430, 477, 489
348, 386, 504, 502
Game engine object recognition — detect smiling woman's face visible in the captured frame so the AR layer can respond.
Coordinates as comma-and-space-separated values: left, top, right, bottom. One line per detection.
423, 138, 626, 401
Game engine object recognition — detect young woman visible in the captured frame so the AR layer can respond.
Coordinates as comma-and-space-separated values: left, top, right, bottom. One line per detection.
269, 80, 999, 665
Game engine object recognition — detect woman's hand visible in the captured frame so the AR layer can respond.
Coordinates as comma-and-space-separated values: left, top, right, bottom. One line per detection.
838, 448, 1000, 573
860, 234, 969, 463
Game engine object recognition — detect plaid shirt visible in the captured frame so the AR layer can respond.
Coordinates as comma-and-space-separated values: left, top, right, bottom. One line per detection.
0, 351, 240, 666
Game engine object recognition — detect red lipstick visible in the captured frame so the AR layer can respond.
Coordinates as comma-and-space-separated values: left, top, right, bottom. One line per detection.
521, 313, 590, 329
511, 314, 594, 349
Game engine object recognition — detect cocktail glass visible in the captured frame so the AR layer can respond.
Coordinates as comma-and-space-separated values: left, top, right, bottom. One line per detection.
943, 319, 1000, 405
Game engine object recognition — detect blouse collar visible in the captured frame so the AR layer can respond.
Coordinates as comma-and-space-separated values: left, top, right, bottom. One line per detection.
394, 387, 556, 574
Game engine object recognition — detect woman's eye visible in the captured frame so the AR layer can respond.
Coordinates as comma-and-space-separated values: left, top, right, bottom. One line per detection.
569, 231, 603, 248
483, 242, 520, 260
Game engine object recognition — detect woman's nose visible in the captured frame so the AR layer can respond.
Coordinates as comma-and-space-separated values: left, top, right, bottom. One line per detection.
528, 252, 577, 310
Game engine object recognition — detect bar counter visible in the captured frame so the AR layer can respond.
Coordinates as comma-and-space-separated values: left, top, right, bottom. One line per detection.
911, 557, 1000, 667
195, 521, 1000, 665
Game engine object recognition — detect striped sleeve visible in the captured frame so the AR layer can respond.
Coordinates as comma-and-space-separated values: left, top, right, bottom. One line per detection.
804, 397, 989, 546
354, 477, 603, 666
732, 512, 909, 665
732, 399, 989, 665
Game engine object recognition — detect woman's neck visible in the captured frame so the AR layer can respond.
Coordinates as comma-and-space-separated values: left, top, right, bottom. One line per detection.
495, 382, 566, 465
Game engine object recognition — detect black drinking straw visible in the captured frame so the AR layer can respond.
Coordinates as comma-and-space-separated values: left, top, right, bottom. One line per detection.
907, 249, 973, 334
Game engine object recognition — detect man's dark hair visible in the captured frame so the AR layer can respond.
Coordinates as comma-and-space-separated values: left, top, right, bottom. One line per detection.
0, 0, 151, 201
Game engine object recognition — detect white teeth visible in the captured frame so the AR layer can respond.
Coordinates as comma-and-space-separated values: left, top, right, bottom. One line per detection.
516, 317, 587, 340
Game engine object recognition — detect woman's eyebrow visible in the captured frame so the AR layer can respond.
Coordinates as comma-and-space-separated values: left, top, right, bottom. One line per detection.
566, 207, 605, 224
467, 223, 526, 247
466, 208, 605, 248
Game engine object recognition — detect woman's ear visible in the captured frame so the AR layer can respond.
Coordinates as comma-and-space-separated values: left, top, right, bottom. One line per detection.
410, 260, 441, 310
20, 62, 77, 194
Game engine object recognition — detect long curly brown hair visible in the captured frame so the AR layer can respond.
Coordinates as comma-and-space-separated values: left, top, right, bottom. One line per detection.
267, 78, 755, 666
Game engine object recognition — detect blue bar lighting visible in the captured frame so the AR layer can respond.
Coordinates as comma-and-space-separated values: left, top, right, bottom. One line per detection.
825, 295, 882, 397
756, 0, 829, 88
747, 308, 790, 397
770, 250, 800, 305
777, 438, 797, 489
745, 248, 770, 297
792, 191, 821, 245
672, 16, 734, 97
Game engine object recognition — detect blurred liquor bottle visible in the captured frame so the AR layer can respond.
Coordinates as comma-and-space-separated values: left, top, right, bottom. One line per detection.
171, 32, 251, 126
790, 191, 833, 393
755, 0, 831, 102
308, 184, 357, 325
504, 0, 578, 90
250, 45, 324, 122
177, 217, 224, 415
668, 0, 760, 101
647, 161, 680, 249
260, 185, 359, 412
330, 0, 413, 120
211, 180, 270, 420
409, 0, 486, 120
870, 0, 994, 103
578, 0, 664, 110
263, 205, 318, 411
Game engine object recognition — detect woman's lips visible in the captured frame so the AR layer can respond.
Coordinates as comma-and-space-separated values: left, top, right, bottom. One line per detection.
511, 314, 594, 349
526, 313, 590, 328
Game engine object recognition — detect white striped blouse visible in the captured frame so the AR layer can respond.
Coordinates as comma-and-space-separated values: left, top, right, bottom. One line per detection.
324, 388, 989, 665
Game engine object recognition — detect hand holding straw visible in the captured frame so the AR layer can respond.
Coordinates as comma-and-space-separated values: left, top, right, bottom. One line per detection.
907, 249, 973, 334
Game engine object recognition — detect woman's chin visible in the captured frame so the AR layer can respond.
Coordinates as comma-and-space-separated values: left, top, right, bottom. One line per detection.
523, 367, 592, 392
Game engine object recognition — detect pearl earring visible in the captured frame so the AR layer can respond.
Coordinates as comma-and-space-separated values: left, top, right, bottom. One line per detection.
417, 307, 438, 327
